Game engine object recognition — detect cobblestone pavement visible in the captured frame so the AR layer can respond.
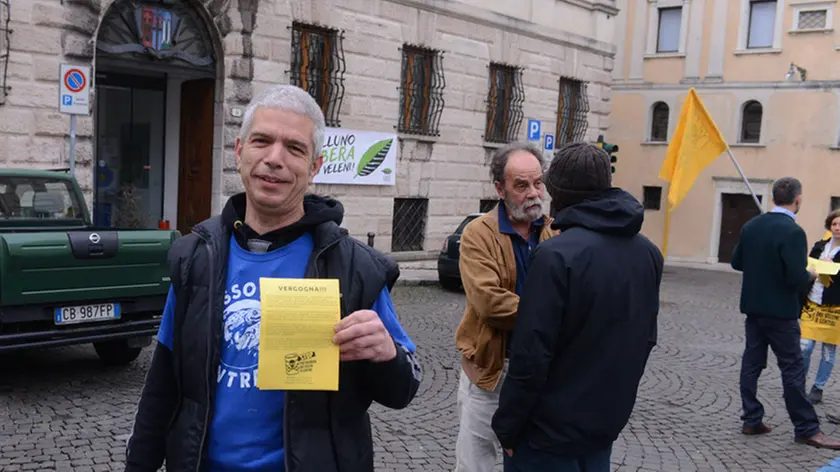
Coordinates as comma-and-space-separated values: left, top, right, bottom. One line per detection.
2, 267, 840, 471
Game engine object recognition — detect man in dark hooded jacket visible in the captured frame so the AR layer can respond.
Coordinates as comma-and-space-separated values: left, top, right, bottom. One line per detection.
492, 142, 663, 471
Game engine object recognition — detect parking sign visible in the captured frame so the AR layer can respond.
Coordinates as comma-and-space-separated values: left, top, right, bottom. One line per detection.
58, 63, 91, 115
527, 120, 541, 141
544, 134, 555, 151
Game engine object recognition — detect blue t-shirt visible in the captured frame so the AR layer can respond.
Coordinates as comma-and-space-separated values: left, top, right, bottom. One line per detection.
156, 234, 416, 471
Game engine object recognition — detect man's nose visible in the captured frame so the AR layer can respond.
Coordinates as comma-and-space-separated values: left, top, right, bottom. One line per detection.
525, 185, 539, 199
263, 144, 288, 168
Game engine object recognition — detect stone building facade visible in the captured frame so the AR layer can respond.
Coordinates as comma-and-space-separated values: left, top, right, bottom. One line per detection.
0, 0, 617, 256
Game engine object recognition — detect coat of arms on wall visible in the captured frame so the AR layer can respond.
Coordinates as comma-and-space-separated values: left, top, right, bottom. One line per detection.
96, 1, 215, 69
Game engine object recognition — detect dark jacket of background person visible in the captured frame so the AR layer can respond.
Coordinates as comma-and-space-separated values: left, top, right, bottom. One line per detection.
809, 239, 840, 306
731, 212, 813, 318
491, 188, 663, 455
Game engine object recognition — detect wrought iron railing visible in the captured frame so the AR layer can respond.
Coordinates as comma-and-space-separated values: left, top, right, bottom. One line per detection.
391, 198, 428, 252
398, 44, 445, 136
556, 77, 589, 146
484, 63, 524, 144
0, 0, 10, 105
289, 21, 346, 128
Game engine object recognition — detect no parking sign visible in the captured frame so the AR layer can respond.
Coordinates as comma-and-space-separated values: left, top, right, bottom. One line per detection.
58, 63, 91, 115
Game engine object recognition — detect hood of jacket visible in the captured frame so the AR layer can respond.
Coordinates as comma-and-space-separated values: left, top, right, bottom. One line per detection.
551, 187, 645, 238
222, 192, 345, 251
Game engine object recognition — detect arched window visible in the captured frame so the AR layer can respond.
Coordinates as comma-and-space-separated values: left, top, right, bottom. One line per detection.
740, 101, 763, 143
650, 102, 669, 142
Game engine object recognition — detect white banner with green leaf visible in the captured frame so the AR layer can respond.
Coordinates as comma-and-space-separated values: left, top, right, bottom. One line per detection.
314, 128, 398, 186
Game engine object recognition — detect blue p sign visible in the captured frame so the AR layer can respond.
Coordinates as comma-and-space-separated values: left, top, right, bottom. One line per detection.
62, 95, 72, 106
527, 120, 541, 141
544, 134, 555, 151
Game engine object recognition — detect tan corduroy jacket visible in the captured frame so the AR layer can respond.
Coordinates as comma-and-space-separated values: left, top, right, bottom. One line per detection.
454, 209, 558, 392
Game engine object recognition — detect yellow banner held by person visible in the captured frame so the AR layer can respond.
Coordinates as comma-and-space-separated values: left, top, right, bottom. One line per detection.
659, 88, 729, 210
801, 300, 840, 345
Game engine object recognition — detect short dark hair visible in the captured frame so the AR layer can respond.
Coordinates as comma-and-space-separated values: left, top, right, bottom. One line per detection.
772, 177, 802, 206
489, 143, 544, 184
825, 209, 840, 231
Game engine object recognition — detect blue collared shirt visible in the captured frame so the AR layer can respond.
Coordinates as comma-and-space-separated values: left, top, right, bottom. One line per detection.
498, 203, 543, 356
770, 206, 797, 221
497, 203, 544, 296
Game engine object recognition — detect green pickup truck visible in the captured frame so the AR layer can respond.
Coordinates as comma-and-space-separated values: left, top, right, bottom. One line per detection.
0, 169, 178, 365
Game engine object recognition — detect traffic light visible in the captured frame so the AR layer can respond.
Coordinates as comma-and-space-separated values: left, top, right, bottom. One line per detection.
595, 135, 618, 173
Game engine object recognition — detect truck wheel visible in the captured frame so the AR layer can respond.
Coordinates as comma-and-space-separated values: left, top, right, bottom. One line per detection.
93, 340, 142, 366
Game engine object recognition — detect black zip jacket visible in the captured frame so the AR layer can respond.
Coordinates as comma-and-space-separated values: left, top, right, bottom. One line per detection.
492, 188, 663, 455
125, 194, 422, 472
809, 239, 840, 306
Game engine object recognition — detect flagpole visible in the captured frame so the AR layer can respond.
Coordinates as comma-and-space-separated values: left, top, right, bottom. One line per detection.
725, 148, 764, 214
663, 202, 671, 259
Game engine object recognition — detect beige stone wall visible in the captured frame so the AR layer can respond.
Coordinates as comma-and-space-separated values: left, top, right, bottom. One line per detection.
0, 0, 616, 255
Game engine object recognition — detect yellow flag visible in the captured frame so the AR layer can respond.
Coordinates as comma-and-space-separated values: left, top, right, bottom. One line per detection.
659, 88, 729, 210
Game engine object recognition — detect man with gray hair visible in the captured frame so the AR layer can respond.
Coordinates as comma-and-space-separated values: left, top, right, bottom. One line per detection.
125, 84, 421, 472
732, 176, 840, 449
454, 143, 557, 472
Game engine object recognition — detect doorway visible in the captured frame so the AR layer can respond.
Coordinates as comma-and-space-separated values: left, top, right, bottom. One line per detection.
718, 193, 763, 263
177, 78, 215, 233
94, 72, 167, 228
93, 0, 220, 232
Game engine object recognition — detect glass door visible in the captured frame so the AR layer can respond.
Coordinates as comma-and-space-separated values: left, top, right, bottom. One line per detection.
94, 73, 166, 228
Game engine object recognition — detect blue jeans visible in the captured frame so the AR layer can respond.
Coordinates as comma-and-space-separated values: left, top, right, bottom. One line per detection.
504, 440, 611, 472
801, 338, 837, 390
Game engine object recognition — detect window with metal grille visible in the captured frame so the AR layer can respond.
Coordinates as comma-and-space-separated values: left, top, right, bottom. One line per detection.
643, 186, 662, 211
831, 196, 840, 211
485, 63, 525, 144
740, 100, 763, 143
479, 199, 498, 213
650, 102, 669, 142
798, 9, 827, 30
290, 22, 346, 127
0, 0, 9, 105
391, 198, 428, 252
556, 77, 589, 146
398, 44, 445, 136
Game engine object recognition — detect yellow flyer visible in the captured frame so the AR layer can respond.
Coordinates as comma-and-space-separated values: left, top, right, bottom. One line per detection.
808, 257, 840, 276
257, 278, 340, 391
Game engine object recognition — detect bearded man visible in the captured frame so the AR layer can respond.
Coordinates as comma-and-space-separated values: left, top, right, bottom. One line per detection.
453, 143, 558, 472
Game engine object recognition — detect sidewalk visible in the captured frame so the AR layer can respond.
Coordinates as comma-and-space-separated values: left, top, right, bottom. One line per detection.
396, 259, 439, 286
394, 257, 738, 286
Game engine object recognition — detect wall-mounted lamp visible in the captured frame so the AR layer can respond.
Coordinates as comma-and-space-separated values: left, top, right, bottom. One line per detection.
785, 63, 807, 81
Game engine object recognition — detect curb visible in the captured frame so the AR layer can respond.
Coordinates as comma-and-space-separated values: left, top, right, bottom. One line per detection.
394, 279, 440, 287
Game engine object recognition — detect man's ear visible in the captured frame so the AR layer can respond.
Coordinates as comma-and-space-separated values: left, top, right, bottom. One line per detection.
310, 154, 324, 181
234, 136, 243, 172
494, 180, 505, 199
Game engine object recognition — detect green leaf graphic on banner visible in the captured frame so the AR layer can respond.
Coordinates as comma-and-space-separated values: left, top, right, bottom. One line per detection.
382, 168, 393, 174
356, 139, 393, 178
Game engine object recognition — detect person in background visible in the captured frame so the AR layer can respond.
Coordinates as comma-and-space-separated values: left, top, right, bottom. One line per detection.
124, 84, 421, 472
731, 177, 840, 449
454, 143, 556, 472
492, 142, 663, 471
801, 209, 840, 404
